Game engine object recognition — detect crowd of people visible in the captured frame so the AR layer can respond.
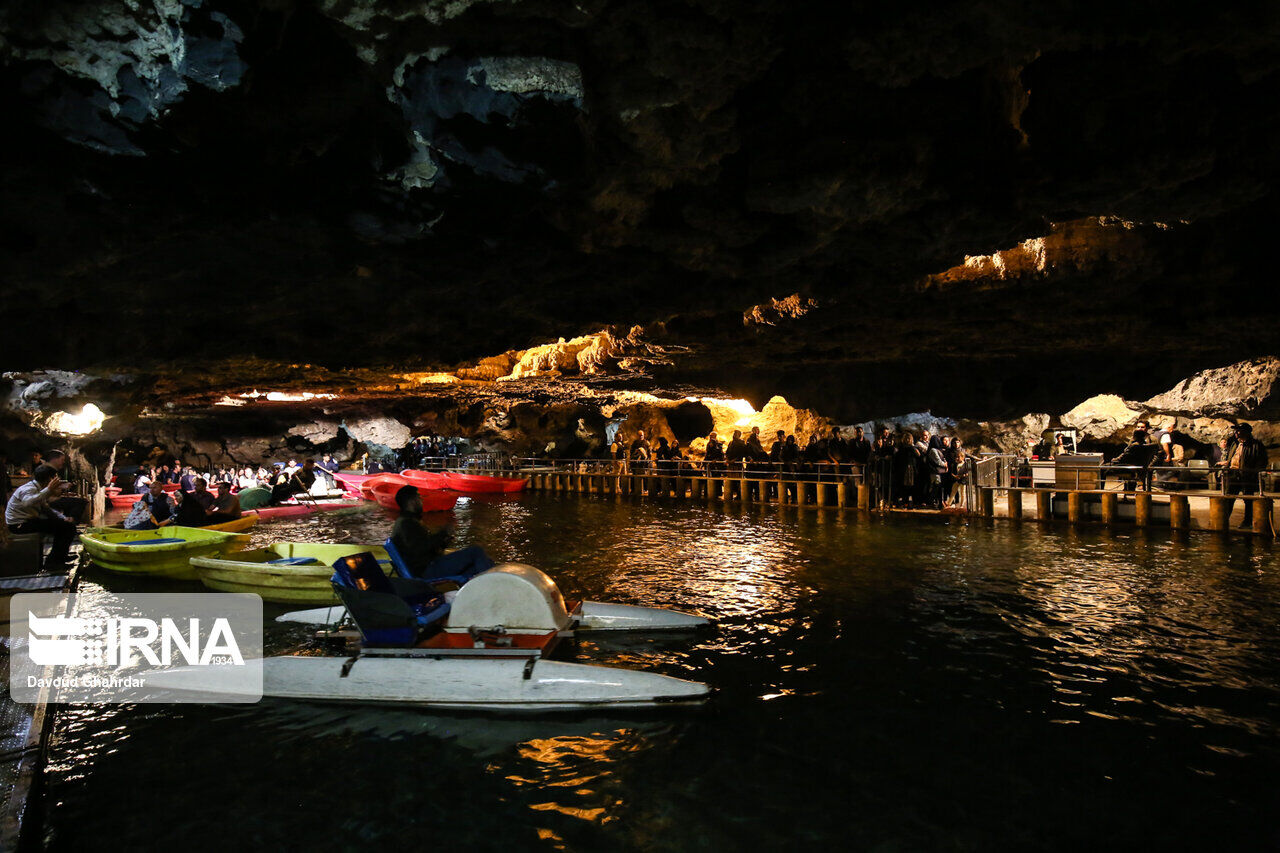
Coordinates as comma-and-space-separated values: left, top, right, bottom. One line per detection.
116, 454, 341, 496
604, 425, 975, 509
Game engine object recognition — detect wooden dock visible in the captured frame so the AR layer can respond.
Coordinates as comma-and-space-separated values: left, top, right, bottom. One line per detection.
497, 466, 1277, 537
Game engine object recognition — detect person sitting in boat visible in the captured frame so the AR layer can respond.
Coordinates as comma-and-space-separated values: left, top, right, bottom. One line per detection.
122, 480, 175, 530
178, 464, 197, 492
391, 485, 492, 582
206, 481, 242, 524
172, 478, 216, 526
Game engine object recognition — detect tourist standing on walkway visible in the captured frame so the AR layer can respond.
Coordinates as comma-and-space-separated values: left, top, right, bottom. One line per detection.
1220, 423, 1268, 528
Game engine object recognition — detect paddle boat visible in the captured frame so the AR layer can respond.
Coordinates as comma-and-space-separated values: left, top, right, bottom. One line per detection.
277, 539, 708, 634
107, 492, 145, 509
367, 480, 458, 513
79, 525, 251, 580
191, 542, 395, 604
401, 469, 527, 494
150, 554, 710, 711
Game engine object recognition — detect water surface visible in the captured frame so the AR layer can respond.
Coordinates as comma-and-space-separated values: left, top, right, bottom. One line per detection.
43, 495, 1280, 850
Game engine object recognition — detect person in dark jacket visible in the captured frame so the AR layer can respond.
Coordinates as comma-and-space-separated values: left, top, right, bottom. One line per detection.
1220, 423, 1269, 528
725, 430, 749, 463
847, 426, 871, 467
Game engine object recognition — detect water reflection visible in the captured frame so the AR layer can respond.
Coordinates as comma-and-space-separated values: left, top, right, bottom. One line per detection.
55, 494, 1280, 850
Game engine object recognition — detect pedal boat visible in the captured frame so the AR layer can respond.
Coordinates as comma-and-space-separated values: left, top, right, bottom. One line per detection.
276, 540, 709, 634
79, 525, 252, 580
152, 559, 710, 712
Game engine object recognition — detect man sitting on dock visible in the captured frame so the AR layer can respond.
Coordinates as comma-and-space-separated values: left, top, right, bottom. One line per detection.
4, 465, 76, 566
391, 485, 492, 582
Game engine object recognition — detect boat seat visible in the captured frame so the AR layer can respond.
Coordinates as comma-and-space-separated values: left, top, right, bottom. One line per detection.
330, 552, 450, 646
267, 557, 320, 565
126, 538, 187, 546
383, 538, 493, 585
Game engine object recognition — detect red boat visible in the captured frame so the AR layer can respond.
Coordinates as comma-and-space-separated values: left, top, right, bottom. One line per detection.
355, 473, 410, 500
107, 492, 142, 509
368, 479, 458, 513
442, 471, 527, 494
400, 469, 449, 490
161, 483, 181, 493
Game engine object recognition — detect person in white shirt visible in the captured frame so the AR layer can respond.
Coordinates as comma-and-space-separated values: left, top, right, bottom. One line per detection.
5, 465, 76, 565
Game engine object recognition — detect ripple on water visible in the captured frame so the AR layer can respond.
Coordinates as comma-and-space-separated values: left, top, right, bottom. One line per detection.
49, 496, 1280, 850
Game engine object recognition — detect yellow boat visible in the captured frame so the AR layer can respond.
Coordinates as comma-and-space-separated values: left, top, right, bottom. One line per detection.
190, 542, 392, 604
79, 526, 252, 580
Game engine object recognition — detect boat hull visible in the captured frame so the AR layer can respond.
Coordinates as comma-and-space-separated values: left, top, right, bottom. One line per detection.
246, 500, 364, 520
149, 654, 710, 711
192, 543, 392, 604
79, 526, 251, 580
277, 599, 710, 632
368, 481, 458, 512
442, 472, 527, 493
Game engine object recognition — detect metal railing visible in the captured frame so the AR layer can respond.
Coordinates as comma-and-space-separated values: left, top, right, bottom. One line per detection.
508, 457, 867, 484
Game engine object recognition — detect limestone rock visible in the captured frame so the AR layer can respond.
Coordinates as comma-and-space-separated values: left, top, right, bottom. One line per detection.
342, 417, 412, 453
1060, 394, 1143, 442
287, 420, 342, 444
1143, 357, 1280, 418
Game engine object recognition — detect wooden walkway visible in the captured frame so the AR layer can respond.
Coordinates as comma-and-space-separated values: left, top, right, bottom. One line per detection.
499, 467, 1277, 538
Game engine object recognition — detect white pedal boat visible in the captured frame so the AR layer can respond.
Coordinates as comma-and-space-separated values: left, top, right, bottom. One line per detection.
276, 599, 709, 633
149, 563, 711, 712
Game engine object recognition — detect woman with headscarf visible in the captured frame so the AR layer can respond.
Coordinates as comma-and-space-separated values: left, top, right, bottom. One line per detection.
926, 436, 949, 508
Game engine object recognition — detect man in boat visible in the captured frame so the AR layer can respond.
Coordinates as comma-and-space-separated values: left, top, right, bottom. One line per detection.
391, 485, 493, 582
4, 465, 76, 566
122, 480, 175, 530
173, 478, 216, 526
205, 481, 242, 524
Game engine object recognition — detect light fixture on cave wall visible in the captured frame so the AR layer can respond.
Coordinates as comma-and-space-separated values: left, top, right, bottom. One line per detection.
215, 390, 341, 405
43, 404, 107, 436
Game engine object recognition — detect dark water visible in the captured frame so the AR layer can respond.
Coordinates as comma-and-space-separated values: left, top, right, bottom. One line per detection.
41, 495, 1280, 850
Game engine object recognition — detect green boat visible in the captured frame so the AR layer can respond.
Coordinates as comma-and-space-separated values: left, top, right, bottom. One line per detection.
189, 542, 392, 604
79, 526, 252, 581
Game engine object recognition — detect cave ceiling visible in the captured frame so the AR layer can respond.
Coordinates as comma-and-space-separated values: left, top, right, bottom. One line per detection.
2, 0, 1279, 420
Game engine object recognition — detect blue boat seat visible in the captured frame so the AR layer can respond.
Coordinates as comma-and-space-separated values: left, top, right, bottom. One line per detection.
127, 538, 187, 546
267, 557, 320, 565
383, 539, 493, 585
330, 552, 450, 646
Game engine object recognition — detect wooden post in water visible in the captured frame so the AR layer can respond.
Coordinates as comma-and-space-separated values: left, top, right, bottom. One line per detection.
1008, 489, 1022, 520
1254, 498, 1273, 535
1169, 494, 1190, 530
741, 474, 751, 504
1067, 492, 1082, 523
816, 482, 827, 507
1135, 492, 1152, 527
1208, 496, 1231, 531
1035, 490, 1051, 521
857, 483, 872, 510
1100, 492, 1117, 524
796, 482, 807, 507
836, 482, 848, 508
980, 488, 994, 517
